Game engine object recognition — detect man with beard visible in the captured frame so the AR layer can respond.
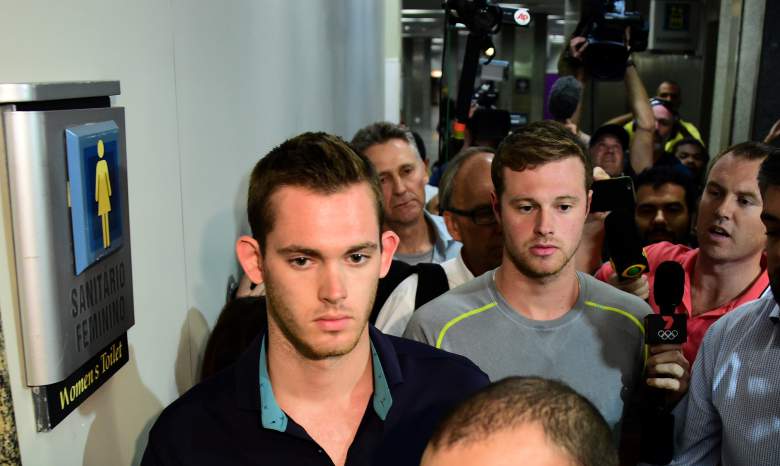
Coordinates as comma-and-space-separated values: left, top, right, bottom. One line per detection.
404, 121, 689, 446
634, 166, 696, 246
352, 122, 461, 265
375, 147, 504, 336
670, 150, 780, 466
596, 142, 773, 364
672, 137, 709, 187
142, 133, 488, 466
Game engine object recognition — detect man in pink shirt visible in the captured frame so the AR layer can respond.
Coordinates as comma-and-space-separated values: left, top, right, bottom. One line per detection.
596, 142, 775, 363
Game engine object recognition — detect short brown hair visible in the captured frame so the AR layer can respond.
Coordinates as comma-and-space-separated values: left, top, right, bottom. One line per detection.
706, 141, 775, 182
247, 132, 383, 248
492, 120, 592, 199
427, 377, 617, 466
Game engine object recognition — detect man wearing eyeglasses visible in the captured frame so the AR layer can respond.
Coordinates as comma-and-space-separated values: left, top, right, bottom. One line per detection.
374, 147, 503, 336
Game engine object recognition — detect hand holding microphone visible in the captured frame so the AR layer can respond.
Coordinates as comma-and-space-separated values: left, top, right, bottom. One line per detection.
644, 261, 690, 403
646, 343, 689, 396
640, 261, 689, 464
607, 272, 649, 299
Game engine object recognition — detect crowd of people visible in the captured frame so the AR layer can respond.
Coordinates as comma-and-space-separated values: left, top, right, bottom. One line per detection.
139, 35, 780, 466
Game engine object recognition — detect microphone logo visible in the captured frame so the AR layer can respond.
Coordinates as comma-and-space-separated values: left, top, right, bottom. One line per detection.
662, 315, 674, 330
656, 329, 679, 340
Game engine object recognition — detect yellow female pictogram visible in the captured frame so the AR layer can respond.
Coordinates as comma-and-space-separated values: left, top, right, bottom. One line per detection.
95, 139, 112, 248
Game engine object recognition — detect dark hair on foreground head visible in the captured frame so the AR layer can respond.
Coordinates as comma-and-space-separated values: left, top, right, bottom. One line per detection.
706, 141, 776, 182
247, 132, 383, 248
635, 166, 698, 215
350, 121, 419, 158
438, 146, 496, 213
427, 377, 617, 466
758, 147, 780, 195
492, 120, 592, 199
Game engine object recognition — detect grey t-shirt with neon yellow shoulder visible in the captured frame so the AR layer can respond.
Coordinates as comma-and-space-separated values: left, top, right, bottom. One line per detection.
403, 269, 651, 435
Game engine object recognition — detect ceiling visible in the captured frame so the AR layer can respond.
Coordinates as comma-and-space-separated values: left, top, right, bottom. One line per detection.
401, 0, 570, 38
402, 0, 566, 16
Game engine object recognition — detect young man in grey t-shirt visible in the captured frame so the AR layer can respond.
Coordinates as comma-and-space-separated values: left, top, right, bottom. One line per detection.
405, 121, 690, 448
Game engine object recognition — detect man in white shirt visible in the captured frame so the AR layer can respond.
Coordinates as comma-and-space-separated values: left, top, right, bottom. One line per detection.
376, 147, 503, 335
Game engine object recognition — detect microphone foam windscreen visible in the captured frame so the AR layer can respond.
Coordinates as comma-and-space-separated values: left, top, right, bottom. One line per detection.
548, 76, 582, 120
653, 261, 685, 308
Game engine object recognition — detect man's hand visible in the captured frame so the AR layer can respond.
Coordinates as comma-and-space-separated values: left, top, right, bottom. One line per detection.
576, 167, 609, 274
764, 119, 780, 144
586, 167, 610, 224
569, 36, 588, 61
563, 118, 579, 137
607, 273, 650, 300
646, 344, 690, 403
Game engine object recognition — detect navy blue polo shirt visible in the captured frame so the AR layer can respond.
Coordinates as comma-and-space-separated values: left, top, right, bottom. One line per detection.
142, 326, 488, 465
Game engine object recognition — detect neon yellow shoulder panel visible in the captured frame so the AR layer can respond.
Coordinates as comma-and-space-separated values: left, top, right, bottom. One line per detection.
584, 300, 648, 365
435, 302, 497, 349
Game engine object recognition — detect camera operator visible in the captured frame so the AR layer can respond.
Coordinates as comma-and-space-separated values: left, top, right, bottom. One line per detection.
607, 80, 705, 156
561, 32, 656, 179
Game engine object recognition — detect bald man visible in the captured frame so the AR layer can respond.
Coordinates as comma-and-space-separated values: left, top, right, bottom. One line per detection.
375, 147, 503, 336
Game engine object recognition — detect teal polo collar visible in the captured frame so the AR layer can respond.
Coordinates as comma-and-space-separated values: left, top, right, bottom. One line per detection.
259, 336, 393, 432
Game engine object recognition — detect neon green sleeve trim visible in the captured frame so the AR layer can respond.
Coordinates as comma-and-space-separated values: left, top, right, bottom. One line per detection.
584, 300, 648, 365
584, 300, 645, 333
435, 302, 498, 349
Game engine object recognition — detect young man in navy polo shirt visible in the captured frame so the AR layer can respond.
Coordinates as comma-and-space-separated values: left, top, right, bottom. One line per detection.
141, 132, 488, 466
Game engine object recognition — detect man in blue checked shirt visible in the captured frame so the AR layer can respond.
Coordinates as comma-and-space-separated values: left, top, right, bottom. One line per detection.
671, 148, 780, 465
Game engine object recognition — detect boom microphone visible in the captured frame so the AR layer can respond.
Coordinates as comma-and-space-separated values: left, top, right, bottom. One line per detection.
548, 76, 582, 120
604, 209, 648, 282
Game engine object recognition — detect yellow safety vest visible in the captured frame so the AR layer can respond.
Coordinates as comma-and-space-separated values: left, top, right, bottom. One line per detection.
624, 119, 704, 152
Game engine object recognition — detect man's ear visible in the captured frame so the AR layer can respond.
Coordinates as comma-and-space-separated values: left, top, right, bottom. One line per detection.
379, 231, 400, 278
490, 190, 502, 223
443, 211, 463, 242
236, 235, 264, 285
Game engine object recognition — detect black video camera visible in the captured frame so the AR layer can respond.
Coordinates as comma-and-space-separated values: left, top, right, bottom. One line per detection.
444, 0, 503, 35
473, 81, 498, 108
576, 0, 648, 80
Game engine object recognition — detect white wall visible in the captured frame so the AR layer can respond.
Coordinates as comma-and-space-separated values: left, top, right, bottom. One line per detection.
0, 1, 384, 464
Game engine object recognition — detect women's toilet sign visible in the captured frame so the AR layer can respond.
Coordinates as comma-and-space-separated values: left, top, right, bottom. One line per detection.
65, 121, 123, 275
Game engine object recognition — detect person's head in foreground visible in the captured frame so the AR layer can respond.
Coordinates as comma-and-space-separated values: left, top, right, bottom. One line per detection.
237, 131, 398, 360
421, 377, 618, 466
